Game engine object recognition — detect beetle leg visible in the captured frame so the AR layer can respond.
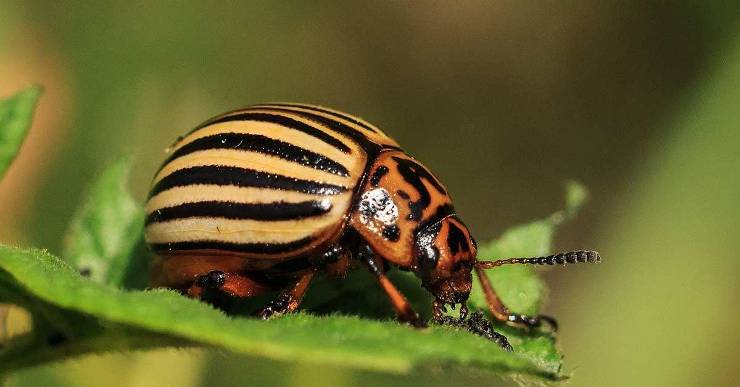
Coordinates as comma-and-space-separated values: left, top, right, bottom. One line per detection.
474, 266, 558, 330
432, 298, 447, 322
434, 310, 513, 351
316, 245, 352, 278
325, 251, 351, 278
464, 312, 513, 351
257, 269, 316, 320
432, 298, 513, 351
188, 271, 271, 298
188, 271, 272, 312
358, 245, 427, 328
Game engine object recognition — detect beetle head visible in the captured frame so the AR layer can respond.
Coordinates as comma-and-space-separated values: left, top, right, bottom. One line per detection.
414, 215, 477, 305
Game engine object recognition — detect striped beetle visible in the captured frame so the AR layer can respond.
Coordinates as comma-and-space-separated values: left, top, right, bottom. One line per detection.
146, 103, 600, 349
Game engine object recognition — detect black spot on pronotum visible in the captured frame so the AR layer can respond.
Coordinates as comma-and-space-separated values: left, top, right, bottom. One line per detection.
408, 201, 424, 222
397, 190, 410, 200
382, 224, 400, 241
392, 156, 446, 222
370, 166, 389, 187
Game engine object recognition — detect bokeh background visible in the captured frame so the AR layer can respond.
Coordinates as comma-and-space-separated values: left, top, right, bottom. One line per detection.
2, 2, 739, 386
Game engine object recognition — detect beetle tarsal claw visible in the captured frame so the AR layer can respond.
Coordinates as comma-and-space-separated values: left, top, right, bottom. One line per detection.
465, 312, 513, 351
256, 294, 292, 320
401, 313, 428, 328
505, 313, 559, 331
431, 298, 448, 322
433, 309, 513, 351
459, 302, 469, 321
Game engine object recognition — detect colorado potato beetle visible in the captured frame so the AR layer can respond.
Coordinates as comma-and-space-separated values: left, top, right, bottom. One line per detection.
145, 103, 600, 349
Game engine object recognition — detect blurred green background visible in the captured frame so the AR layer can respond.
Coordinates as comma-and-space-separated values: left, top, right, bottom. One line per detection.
1, 2, 738, 386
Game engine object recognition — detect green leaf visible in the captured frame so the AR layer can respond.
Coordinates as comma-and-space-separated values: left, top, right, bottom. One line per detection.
0, 86, 42, 179
469, 181, 589, 314
1, 181, 588, 381
0, 246, 562, 380
61, 156, 145, 287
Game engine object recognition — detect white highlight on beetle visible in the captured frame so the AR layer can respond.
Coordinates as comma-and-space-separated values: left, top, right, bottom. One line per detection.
358, 187, 399, 233
318, 198, 332, 211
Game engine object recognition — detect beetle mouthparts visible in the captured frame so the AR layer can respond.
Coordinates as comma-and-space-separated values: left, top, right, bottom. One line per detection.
476, 250, 601, 269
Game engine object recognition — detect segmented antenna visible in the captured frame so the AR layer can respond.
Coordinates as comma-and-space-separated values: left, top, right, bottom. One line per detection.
476, 250, 601, 269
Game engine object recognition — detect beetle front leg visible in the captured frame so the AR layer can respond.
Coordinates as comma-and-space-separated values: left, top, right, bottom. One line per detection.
257, 269, 316, 319
432, 299, 513, 351
474, 266, 558, 330
358, 245, 427, 328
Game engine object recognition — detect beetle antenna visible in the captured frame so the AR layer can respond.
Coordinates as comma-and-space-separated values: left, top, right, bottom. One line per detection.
476, 250, 601, 269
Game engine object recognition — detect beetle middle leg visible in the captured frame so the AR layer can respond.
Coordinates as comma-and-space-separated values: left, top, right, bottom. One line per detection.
474, 266, 558, 330
358, 244, 426, 328
188, 271, 272, 311
256, 269, 317, 319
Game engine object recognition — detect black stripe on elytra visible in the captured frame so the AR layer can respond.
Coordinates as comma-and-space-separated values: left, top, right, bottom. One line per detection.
392, 156, 447, 222
265, 103, 379, 133
145, 200, 332, 226
149, 165, 348, 198
252, 107, 391, 155
192, 112, 351, 154
149, 236, 314, 255
248, 106, 403, 210
158, 132, 349, 177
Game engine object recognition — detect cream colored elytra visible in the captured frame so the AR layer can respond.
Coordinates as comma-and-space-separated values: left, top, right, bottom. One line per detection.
145, 103, 397, 259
